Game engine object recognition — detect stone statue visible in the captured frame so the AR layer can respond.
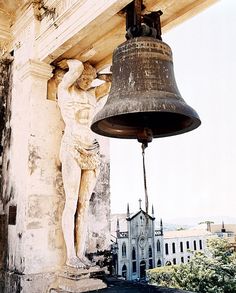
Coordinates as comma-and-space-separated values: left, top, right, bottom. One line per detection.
56, 59, 111, 268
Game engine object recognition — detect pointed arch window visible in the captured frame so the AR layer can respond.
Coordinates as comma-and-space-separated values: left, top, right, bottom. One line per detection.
149, 245, 152, 258
122, 242, 127, 258
157, 240, 161, 252
132, 247, 136, 260
122, 264, 127, 279
172, 242, 176, 254
165, 243, 169, 255
157, 259, 162, 267
199, 239, 203, 250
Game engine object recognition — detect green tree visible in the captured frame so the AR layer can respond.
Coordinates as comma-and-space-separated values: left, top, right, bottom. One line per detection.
147, 238, 236, 293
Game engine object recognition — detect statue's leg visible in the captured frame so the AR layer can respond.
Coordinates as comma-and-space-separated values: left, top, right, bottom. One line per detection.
75, 168, 99, 264
61, 152, 85, 268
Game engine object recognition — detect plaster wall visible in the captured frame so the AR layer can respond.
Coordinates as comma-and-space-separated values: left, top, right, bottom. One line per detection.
0, 0, 110, 284
163, 235, 209, 265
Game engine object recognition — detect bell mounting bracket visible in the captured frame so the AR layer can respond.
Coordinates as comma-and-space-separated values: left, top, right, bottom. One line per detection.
125, 0, 163, 40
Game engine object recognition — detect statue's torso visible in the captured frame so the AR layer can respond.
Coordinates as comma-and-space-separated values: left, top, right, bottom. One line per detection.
58, 85, 97, 145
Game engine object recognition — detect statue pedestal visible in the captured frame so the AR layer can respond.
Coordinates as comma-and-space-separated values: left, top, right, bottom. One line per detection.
49, 266, 107, 293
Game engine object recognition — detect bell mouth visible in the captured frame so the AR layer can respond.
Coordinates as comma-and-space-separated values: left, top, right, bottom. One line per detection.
91, 111, 201, 139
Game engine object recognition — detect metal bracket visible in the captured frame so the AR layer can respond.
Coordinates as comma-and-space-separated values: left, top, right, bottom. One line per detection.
125, 0, 163, 40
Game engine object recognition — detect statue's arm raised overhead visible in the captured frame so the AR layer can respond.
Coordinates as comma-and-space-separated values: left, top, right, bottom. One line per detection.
58, 59, 84, 90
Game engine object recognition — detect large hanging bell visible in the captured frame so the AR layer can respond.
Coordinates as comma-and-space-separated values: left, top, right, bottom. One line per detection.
91, 36, 200, 141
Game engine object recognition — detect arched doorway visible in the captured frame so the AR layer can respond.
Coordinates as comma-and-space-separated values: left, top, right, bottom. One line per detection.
122, 264, 127, 279
140, 260, 146, 279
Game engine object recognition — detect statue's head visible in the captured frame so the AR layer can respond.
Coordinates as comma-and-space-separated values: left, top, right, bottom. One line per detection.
76, 62, 97, 91
54, 69, 65, 85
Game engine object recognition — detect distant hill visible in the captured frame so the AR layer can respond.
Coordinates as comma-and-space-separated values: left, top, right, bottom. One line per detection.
162, 222, 191, 231
164, 216, 236, 227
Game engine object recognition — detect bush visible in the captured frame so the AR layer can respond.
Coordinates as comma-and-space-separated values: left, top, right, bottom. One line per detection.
147, 238, 236, 293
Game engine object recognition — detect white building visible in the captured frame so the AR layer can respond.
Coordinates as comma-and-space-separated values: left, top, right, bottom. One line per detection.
163, 229, 212, 266
111, 202, 213, 280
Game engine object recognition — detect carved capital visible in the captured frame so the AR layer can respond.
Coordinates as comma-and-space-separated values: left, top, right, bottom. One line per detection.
19, 59, 53, 81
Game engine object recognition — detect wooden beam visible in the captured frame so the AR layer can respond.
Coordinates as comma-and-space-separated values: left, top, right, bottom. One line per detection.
54, 0, 217, 71
37, 0, 133, 63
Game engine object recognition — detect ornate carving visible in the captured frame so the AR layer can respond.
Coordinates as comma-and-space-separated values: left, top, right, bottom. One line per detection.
33, 0, 56, 21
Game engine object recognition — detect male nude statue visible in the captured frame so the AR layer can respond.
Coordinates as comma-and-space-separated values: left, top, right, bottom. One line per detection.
56, 59, 110, 268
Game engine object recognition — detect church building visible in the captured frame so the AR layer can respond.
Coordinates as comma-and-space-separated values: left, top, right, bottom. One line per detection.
111, 200, 164, 281
111, 201, 213, 281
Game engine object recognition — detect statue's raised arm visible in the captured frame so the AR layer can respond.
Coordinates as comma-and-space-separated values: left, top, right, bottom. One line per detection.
58, 59, 84, 90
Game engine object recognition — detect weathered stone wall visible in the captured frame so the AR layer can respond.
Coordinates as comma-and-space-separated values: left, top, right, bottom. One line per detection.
0, 56, 13, 272
87, 136, 110, 254
0, 2, 110, 291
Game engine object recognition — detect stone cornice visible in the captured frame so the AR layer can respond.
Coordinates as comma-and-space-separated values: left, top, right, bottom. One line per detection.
36, 0, 132, 63
11, 5, 36, 39
18, 59, 53, 81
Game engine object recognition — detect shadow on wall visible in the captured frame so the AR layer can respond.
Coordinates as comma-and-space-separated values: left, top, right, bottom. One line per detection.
0, 56, 14, 289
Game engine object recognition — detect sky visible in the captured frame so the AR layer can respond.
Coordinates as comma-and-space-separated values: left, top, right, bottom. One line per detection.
109, 0, 236, 223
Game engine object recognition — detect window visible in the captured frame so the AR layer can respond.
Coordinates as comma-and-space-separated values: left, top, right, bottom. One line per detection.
165, 243, 169, 255
132, 247, 136, 260
132, 261, 137, 273
186, 241, 190, 249
157, 259, 162, 267
180, 242, 183, 253
157, 240, 161, 252
199, 239, 202, 250
187, 256, 190, 262
122, 264, 127, 279
181, 257, 184, 263
122, 242, 126, 257
172, 242, 176, 254
194, 240, 197, 250
149, 259, 153, 269
149, 245, 152, 258
173, 258, 176, 265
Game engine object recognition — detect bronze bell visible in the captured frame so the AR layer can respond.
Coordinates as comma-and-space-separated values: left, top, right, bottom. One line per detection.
91, 4, 201, 143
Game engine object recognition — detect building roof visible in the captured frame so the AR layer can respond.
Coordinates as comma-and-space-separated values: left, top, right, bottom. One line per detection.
110, 210, 157, 236
128, 209, 155, 221
211, 224, 236, 234
164, 229, 212, 239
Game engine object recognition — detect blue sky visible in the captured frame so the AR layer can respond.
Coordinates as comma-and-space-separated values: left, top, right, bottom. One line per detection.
110, 0, 236, 222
